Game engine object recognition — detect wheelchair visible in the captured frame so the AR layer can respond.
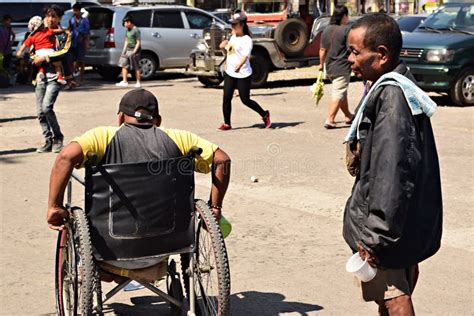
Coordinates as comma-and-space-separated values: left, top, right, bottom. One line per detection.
54, 150, 231, 315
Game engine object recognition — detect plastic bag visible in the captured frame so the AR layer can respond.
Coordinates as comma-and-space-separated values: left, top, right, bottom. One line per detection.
310, 71, 325, 105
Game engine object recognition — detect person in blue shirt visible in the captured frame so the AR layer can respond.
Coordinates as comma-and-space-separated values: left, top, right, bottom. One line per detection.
69, 3, 90, 85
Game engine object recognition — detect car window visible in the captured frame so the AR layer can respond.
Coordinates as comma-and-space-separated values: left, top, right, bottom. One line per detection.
422, 4, 474, 31
397, 17, 424, 32
185, 11, 213, 29
61, 11, 73, 29
0, 2, 71, 24
152, 10, 184, 28
87, 8, 113, 30
126, 10, 152, 28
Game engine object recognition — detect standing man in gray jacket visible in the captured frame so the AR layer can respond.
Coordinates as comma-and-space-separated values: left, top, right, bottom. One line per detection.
343, 14, 442, 315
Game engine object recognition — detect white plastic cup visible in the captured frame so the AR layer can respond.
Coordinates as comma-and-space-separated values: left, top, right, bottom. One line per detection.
346, 253, 377, 282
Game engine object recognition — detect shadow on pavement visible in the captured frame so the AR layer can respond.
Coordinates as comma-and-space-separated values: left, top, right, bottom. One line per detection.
0, 116, 37, 123
0, 148, 36, 156
430, 94, 472, 107
106, 295, 170, 315
231, 291, 323, 315
232, 121, 304, 130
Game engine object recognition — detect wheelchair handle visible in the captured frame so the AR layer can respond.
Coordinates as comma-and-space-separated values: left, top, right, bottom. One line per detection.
190, 146, 203, 156
86, 152, 98, 166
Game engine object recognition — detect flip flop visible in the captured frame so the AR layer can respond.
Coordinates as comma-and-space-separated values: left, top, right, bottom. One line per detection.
324, 122, 337, 129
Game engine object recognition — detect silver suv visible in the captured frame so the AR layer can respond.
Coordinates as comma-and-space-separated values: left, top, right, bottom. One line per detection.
85, 5, 227, 80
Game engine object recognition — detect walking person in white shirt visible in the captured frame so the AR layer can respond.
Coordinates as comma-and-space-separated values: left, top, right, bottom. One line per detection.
217, 12, 271, 131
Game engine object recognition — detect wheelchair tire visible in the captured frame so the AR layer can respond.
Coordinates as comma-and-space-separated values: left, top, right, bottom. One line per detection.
55, 207, 96, 316
181, 199, 231, 316
167, 259, 184, 316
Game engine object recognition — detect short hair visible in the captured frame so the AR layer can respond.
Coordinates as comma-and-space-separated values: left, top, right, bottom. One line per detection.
351, 13, 402, 63
123, 16, 133, 24
72, 3, 82, 10
44, 5, 64, 18
330, 5, 349, 25
3, 14, 12, 21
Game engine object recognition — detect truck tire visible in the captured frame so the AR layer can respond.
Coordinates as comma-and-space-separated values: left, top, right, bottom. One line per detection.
97, 66, 121, 81
250, 54, 269, 88
274, 18, 309, 57
450, 67, 474, 106
198, 75, 224, 87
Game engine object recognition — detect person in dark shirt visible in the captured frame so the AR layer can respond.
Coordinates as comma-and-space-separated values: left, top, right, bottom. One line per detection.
319, 5, 354, 129
344, 14, 442, 315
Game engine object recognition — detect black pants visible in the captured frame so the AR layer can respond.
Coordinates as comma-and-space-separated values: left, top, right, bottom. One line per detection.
223, 73, 266, 125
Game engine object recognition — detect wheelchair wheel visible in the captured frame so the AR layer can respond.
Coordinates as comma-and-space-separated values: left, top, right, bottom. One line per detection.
181, 199, 231, 315
167, 259, 184, 316
55, 207, 97, 315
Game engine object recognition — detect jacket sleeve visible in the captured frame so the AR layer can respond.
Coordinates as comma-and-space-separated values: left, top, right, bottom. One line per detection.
46, 30, 72, 63
360, 86, 419, 254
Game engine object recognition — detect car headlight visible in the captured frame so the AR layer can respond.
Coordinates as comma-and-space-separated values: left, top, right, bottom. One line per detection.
426, 49, 454, 62
204, 31, 211, 41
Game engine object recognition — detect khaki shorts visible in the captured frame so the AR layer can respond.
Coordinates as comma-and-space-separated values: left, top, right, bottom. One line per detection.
118, 50, 140, 71
356, 265, 418, 302
330, 75, 350, 101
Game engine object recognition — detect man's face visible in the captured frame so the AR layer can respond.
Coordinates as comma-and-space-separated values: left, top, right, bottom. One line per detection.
3, 18, 11, 27
348, 27, 387, 82
73, 8, 81, 18
124, 21, 132, 29
44, 12, 60, 28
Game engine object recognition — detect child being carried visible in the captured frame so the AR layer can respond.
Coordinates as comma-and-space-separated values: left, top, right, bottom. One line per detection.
16, 16, 67, 84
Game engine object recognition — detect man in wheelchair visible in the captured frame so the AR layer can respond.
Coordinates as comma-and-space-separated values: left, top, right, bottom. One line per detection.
46, 88, 231, 314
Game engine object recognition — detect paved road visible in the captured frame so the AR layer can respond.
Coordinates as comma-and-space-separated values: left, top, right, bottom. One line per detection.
1, 69, 473, 315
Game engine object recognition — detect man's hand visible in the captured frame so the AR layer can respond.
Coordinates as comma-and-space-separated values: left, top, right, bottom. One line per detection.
211, 207, 222, 222
47, 206, 69, 231
235, 65, 241, 73
357, 242, 378, 267
318, 64, 324, 72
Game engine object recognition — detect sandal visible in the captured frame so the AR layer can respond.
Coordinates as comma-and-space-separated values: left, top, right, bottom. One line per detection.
324, 122, 337, 129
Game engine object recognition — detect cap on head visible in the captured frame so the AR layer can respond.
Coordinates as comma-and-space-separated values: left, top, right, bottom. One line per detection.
230, 12, 247, 24
28, 16, 43, 33
118, 89, 159, 121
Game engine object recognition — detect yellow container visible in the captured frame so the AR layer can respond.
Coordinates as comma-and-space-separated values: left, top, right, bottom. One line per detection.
219, 215, 232, 239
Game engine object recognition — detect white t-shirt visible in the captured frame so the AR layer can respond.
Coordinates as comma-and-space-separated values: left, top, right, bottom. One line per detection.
225, 35, 253, 79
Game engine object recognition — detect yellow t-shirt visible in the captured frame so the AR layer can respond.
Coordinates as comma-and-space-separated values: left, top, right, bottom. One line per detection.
72, 125, 218, 173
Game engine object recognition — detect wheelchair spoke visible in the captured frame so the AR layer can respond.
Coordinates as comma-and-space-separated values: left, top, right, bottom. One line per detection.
194, 222, 219, 315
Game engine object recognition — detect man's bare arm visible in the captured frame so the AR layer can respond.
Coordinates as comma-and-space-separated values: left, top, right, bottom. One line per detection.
209, 148, 231, 220
47, 142, 84, 230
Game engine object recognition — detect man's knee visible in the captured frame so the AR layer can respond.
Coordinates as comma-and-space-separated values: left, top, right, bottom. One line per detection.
384, 295, 414, 316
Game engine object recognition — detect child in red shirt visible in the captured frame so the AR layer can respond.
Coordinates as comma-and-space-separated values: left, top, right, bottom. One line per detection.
16, 16, 67, 84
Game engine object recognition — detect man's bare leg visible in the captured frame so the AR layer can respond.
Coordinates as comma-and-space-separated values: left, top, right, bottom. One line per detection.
378, 295, 415, 316
326, 98, 343, 125
121, 68, 128, 83
339, 97, 354, 122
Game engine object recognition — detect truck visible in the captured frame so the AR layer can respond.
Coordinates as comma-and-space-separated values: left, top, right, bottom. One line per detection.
186, 0, 327, 88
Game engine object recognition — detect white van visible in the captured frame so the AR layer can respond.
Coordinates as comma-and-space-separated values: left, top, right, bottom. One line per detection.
0, 0, 100, 34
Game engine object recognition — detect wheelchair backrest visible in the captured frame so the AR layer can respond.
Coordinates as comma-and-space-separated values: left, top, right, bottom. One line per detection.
85, 154, 196, 261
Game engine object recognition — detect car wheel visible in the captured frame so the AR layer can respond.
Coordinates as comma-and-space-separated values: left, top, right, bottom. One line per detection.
450, 67, 474, 106
139, 53, 157, 81
198, 75, 224, 87
250, 54, 270, 88
97, 66, 121, 81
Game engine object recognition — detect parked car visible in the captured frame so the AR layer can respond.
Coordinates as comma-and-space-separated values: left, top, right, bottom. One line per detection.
0, 0, 100, 35
83, 5, 227, 80
396, 14, 427, 34
401, 2, 474, 106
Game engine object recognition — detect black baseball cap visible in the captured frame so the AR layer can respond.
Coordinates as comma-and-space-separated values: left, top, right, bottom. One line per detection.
118, 89, 159, 120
